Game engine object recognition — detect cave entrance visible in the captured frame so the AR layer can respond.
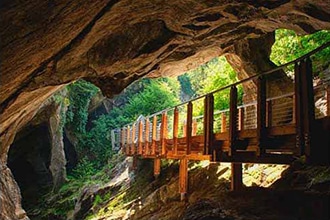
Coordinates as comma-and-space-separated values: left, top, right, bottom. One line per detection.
8, 123, 53, 210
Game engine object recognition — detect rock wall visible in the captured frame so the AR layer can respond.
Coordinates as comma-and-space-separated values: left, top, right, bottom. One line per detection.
1, 0, 330, 219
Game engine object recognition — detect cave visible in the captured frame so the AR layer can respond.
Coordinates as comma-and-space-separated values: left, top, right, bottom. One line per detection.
7, 123, 53, 210
63, 132, 78, 172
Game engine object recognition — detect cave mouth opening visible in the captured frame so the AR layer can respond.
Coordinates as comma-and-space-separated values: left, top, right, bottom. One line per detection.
8, 123, 53, 211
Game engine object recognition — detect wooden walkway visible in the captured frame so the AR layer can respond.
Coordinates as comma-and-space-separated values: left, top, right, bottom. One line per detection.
112, 43, 330, 200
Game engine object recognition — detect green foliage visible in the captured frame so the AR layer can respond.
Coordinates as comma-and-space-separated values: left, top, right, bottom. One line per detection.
271, 29, 330, 73
66, 80, 99, 133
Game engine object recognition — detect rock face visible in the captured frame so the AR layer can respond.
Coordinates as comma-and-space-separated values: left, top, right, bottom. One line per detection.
1, 0, 330, 219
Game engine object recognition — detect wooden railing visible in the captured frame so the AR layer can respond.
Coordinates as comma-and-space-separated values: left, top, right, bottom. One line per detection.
111, 42, 330, 200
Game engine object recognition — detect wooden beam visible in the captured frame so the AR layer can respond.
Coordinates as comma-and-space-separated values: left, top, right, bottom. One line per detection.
186, 102, 193, 155
152, 116, 157, 155
183, 121, 187, 137
138, 120, 143, 155
160, 112, 167, 155
173, 107, 179, 155
154, 158, 161, 178
192, 119, 197, 136
231, 163, 243, 191
121, 128, 125, 154
179, 158, 188, 201
229, 86, 238, 156
145, 118, 150, 155
294, 62, 304, 155
257, 76, 267, 156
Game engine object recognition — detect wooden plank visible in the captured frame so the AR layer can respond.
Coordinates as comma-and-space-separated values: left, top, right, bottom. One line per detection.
238, 108, 244, 131
173, 107, 179, 155
221, 113, 226, 133
231, 163, 243, 191
121, 128, 125, 154
145, 118, 150, 155
179, 158, 188, 201
192, 119, 197, 136
187, 154, 211, 161
186, 102, 193, 155
152, 116, 157, 155
154, 158, 161, 178
183, 121, 187, 137
161, 112, 167, 155
138, 121, 143, 155
257, 76, 267, 156
126, 126, 130, 155
203, 94, 214, 156
229, 86, 238, 156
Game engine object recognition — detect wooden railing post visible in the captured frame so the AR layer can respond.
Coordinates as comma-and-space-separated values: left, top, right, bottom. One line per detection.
160, 112, 167, 155
145, 118, 150, 155
179, 158, 188, 201
121, 128, 125, 154
173, 107, 179, 155
257, 76, 267, 156
192, 119, 197, 136
126, 126, 130, 155
152, 116, 157, 155
221, 113, 226, 133
238, 108, 244, 130
231, 163, 243, 191
132, 123, 136, 155
229, 86, 238, 156
295, 62, 304, 155
154, 158, 161, 178
203, 94, 214, 155
186, 102, 193, 155
183, 121, 187, 137
292, 94, 296, 124
138, 120, 143, 155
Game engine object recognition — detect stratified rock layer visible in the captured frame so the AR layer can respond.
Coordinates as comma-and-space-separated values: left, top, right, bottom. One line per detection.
1, 0, 330, 219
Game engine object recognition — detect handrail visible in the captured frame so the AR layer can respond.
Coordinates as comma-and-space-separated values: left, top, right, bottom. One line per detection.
120, 41, 330, 128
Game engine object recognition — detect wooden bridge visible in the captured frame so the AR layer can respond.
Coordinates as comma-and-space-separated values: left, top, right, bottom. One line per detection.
112, 43, 330, 200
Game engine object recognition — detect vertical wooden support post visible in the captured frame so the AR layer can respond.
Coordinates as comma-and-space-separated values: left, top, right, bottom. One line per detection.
221, 113, 226, 133
231, 163, 243, 191
183, 121, 187, 137
126, 126, 130, 155
152, 116, 157, 155
160, 112, 167, 155
300, 58, 315, 160
229, 86, 238, 156
203, 94, 214, 156
186, 102, 193, 155
173, 107, 179, 155
292, 95, 296, 124
257, 76, 267, 156
179, 158, 188, 201
132, 123, 136, 155
145, 118, 150, 155
295, 62, 304, 155
138, 121, 143, 155
192, 119, 197, 136
266, 100, 272, 127
154, 158, 161, 178
238, 108, 244, 130
121, 128, 125, 154
327, 85, 330, 116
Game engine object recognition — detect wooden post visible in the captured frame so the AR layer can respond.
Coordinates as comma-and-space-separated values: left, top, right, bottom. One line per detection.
229, 86, 238, 156
192, 119, 197, 136
160, 112, 167, 155
292, 94, 296, 124
154, 158, 161, 178
183, 121, 187, 137
126, 126, 130, 155
238, 108, 244, 130
231, 163, 243, 191
173, 107, 179, 155
266, 100, 272, 127
132, 123, 136, 155
145, 118, 150, 155
138, 121, 143, 155
221, 113, 226, 133
186, 102, 193, 155
179, 158, 188, 201
257, 76, 267, 156
121, 128, 125, 154
300, 58, 315, 160
295, 62, 304, 155
152, 116, 157, 155
203, 94, 214, 155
